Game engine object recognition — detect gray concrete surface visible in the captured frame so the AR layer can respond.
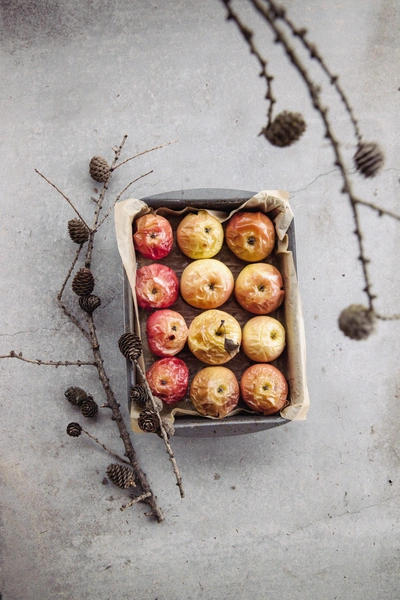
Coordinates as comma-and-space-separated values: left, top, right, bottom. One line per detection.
1, 1, 399, 599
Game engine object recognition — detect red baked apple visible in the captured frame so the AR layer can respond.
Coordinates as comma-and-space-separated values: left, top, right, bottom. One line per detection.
136, 264, 179, 310
240, 363, 288, 415
146, 309, 189, 357
242, 316, 286, 362
180, 259, 234, 309
234, 263, 284, 314
177, 210, 224, 259
133, 213, 173, 260
225, 211, 275, 262
146, 357, 189, 405
190, 366, 239, 418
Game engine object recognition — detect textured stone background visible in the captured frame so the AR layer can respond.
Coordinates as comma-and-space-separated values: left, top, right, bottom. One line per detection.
1, 1, 399, 599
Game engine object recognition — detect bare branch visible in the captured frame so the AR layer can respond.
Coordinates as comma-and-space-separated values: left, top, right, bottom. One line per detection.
134, 360, 185, 499
58, 300, 91, 341
0, 351, 96, 367
354, 198, 400, 221
35, 169, 90, 230
58, 244, 83, 301
112, 139, 178, 170
81, 427, 132, 466
120, 492, 152, 512
93, 170, 153, 232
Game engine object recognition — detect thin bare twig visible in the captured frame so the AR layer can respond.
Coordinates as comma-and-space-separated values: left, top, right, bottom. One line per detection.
112, 139, 178, 170
120, 492, 152, 512
266, 0, 362, 143
246, 0, 376, 310
134, 360, 185, 499
223, 0, 276, 125
93, 170, 153, 232
1, 351, 96, 367
354, 198, 400, 221
58, 300, 91, 341
58, 244, 83, 301
81, 427, 132, 466
35, 169, 91, 230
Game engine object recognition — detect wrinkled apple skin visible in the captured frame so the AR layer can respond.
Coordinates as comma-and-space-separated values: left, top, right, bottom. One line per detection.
146, 357, 189, 404
180, 259, 234, 309
240, 363, 288, 415
136, 264, 179, 310
226, 212, 275, 262
146, 309, 189, 357
242, 316, 286, 362
190, 366, 239, 418
188, 309, 242, 365
133, 213, 173, 260
177, 211, 224, 259
235, 263, 284, 315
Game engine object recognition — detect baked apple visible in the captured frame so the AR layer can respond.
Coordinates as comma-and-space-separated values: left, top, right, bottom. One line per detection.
225, 211, 275, 262
190, 366, 239, 418
180, 259, 234, 309
133, 213, 173, 260
240, 363, 288, 415
146, 357, 189, 405
188, 309, 241, 365
146, 309, 188, 357
242, 316, 285, 362
177, 210, 224, 259
136, 264, 179, 310
235, 263, 284, 314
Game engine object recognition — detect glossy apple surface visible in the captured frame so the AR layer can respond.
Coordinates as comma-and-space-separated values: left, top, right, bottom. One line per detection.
133, 213, 173, 260
180, 259, 234, 309
242, 316, 286, 362
225, 211, 275, 262
190, 366, 239, 418
177, 210, 224, 259
240, 363, 288, 415
136, 264, 179, 310
235, 263, 284, 314
146, 309, 188, 357
188, 309, 242, 365
146, 357, 189, 405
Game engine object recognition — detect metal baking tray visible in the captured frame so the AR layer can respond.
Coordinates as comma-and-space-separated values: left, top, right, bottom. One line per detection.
123, 188, 296, 437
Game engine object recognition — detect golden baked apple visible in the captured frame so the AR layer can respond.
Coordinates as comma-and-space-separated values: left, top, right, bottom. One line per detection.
234, 263, 284, 314
188, 309, 241, 364
177, 210, 224, 259
225, 211, 275, 262
242, 316, 285, 362
180, 259, 234, 309
190, 366, 239, 418
240, 363, 288, 415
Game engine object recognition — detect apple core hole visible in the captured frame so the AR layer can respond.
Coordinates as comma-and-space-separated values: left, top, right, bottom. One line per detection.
151, 288, 158, 295
204, 227, 211, 234
217, 386, 223, 393
258, 284, 265, 292
168, 335, 176, 340
150, 232, 157, 238
247, 236, 256, 245
160, 379, 167, 386
262, 384, 270, 390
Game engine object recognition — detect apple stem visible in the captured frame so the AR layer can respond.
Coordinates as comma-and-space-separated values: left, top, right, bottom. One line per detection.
134, 360, 185, 499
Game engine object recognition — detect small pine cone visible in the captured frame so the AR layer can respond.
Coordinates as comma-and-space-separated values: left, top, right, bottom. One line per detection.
118, 333, 142, 361
338, 304, 376, 340
106, 463, 136, 489
79, 294, 101, 314
72, 268, 95, 296
67, 218, 89, 245
263, 111, 306, 147
129, 384, 149, 408
66, 422, 82, 437
354, 142, 384, 178
81, 396, 99, 418
89, 156, 110, 182
64, 386, 88, 406
138, 409, 159, 433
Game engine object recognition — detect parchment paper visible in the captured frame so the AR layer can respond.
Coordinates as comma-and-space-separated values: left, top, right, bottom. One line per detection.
115, 191, 310, 432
